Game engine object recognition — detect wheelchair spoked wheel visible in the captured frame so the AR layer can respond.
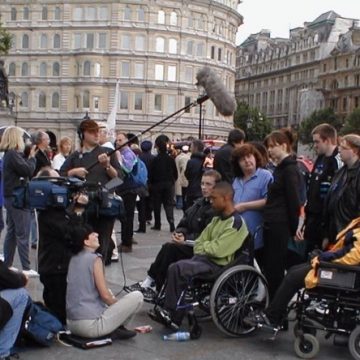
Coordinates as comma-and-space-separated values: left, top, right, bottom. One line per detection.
209, 265, 269, 337
349, 326, 360, 360
294, 333, 320, 359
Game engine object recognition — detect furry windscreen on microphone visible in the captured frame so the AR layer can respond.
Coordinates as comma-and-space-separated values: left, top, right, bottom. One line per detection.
196, 67, 236, 117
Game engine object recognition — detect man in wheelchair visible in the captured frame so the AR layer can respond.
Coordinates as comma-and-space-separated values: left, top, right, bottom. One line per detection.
150, 181, 249, 329
244, 216, 360, 331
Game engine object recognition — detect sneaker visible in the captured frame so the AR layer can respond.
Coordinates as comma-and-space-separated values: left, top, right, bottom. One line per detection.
125, 282, 143, 293
243, 310, 274, 328
22, 269, 39, 277
9, 266, 19, 272
111, 326, 137, 340
111, 254, 119, 262
141, 287, 157, 303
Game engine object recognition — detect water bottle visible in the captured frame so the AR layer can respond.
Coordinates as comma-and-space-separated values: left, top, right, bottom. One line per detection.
163, 331, 191, 341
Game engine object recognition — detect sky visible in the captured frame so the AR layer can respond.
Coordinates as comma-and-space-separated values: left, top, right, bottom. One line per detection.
236, 0, 360, 44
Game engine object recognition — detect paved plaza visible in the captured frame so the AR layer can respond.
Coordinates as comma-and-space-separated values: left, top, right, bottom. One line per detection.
1, 209, 354, 360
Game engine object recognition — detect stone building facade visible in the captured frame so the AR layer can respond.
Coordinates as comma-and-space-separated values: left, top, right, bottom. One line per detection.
1, 0, 242, 146
235, 11, 359, 129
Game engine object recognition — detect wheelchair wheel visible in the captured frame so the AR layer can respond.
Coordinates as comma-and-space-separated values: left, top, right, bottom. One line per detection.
293, 320, 317, 337
210, 265, 269, 337
349, 326, 360, 360
294, 334, 319, 359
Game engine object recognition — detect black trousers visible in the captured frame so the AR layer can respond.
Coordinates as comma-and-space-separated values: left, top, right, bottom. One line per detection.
263, 221, 290, 300
120, 192, 137, 247
151, 182, 175, 229
137, 196, 147, 232
164, 255, 220, 312
40, 273, 67, 324
304, 213, 324, 253
266, 262, 311, 325
148, 242, 194, 291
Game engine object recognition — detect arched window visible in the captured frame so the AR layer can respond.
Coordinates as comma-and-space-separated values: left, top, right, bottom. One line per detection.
52, 92, 60, 108
40, 62, 47, 76
21, 92, 28, 107
8, 63, 16, 76
83, 91, 90, 108
53, 62, 60, 76
21, 62, 28, 76
83, 61, 91, 76
11, 8, 17, 21
54, 7, 61, 20
39, 92, 46, 108
158, 10, 165, 24
53, 34, 60, 48
155, 37, 165, 52
22, 34, 29, 48
169, 39, 177, 54
23, 7, 29, 20
40, 34, 47, 49
124, 6, 131, 20
42, 7, 48, 20
137, 7, 145, 21
170, 11, 177, 26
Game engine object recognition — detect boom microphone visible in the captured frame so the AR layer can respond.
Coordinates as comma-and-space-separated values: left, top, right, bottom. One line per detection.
196, 67, 236, 117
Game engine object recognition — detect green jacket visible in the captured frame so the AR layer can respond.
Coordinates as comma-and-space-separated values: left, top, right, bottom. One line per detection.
194, 211, 249, 266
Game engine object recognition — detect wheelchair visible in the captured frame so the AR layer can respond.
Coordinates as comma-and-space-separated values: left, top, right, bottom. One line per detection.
150, 235, 269, 338
291, 261, 360, 360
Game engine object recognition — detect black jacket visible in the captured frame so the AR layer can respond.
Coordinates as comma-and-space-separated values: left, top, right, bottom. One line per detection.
184, 152, 205, 198
176, 197, 215, 240
139, 152, 155, 173
263, 155, 301, 236
324, 160, 360, 243
34, 149, 51, 176
213, 143, 234, 184
148, 152, 177, 185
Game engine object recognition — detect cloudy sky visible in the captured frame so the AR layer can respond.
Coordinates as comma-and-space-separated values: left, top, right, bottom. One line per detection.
236, 0, 359, 44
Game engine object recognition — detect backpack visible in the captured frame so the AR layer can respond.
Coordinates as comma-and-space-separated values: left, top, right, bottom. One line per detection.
22, 301, 63, 347
131, 159, 148, 187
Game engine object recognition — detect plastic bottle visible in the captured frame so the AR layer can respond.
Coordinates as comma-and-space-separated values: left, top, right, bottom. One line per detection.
163, 331, 191, 341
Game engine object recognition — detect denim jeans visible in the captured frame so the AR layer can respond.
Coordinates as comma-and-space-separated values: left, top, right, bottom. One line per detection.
3, 197, 31, 270
0, 288, 29, 357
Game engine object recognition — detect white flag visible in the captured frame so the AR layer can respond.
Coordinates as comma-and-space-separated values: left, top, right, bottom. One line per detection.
107, 80, 120, 141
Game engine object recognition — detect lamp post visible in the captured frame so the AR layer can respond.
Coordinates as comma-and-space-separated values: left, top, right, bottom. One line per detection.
8, 92, 22, 126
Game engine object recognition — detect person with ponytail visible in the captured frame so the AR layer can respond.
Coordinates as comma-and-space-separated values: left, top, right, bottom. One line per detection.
263, 129, 302, 299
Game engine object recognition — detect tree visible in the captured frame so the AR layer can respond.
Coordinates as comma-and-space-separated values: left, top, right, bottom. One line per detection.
233, 101, 273, 141
0, 22, 12, 55
341, 108, 360, 135
298, 108, 342, 144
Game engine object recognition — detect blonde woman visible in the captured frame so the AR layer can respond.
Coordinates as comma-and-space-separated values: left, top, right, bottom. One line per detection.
52, 136, 72, 171
0, 126, 38, 276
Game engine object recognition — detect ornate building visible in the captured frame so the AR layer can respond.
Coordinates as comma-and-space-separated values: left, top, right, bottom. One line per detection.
235, 11, 359, 129
1, 0, 242, 146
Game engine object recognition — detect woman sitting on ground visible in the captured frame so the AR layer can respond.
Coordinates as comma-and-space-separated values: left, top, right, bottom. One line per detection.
66, 225, 143, 339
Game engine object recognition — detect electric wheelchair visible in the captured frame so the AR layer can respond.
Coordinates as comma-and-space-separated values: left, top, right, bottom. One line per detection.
290, 261, 360, 359
149, 235, 269, 338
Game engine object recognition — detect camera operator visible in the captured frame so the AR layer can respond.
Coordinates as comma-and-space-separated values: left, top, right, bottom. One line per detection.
60, 120, 122, 265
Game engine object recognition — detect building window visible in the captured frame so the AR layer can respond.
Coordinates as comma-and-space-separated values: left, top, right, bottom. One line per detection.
94, 63, 101, 77
154, 94, 162, 111
186, 41, 193, 56
8, 63, 16, 76
344, 76, 348, 87
121, 62, 130, 78
188, 14, 193, 28
120, 92, 128, 110
137, 8, 145, 21
73, 7, 82, 20
54, 7, 61, 20
167, 95, 176, 113
21, 92, 28, 107
158, 10, 165, 24
40, 62, 47, 76
22, 34, 29, 49
53, 34, 60, 48
184, 96, 191, 113
168, 65, 176, 81
124, 6, 131, 20
39, 92, 46, 108
346, 58, 349, 68
86, 33, 94, 49
155, 64, 164, 80
218, 48, 222, 61
42, 7, 48, 20
185, 67, 193, 83
134, 63, 144, 79
11, 8, 17, 21
211, 46, 215, 59
83, 91, 90, 108
21, 62, 28, 76
135, 35, 145, 51
134, 93, 143, 110
23, 7, 29, 20
196, 43, 204, 57
99, 7, 108, 20
122, 35, 131, 49
170, 11, 177, 26
74, 34, 81, 48
83, 61, 91, 76
98, 33, 107, 48
156, 37, 165, 52
86, 7, 96, 20
52, 92, 60, 108
11, 35, 16, 48
53, 62, 60, 76
40, 34, 47, 49
169, 38, 177, 54
93, 96, 100, 110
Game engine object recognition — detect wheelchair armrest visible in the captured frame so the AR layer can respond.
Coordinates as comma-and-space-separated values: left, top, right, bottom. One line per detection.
319, 261, 360, 273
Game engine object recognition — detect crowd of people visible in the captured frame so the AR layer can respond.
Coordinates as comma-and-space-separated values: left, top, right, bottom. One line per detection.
1, 120, 360, 359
